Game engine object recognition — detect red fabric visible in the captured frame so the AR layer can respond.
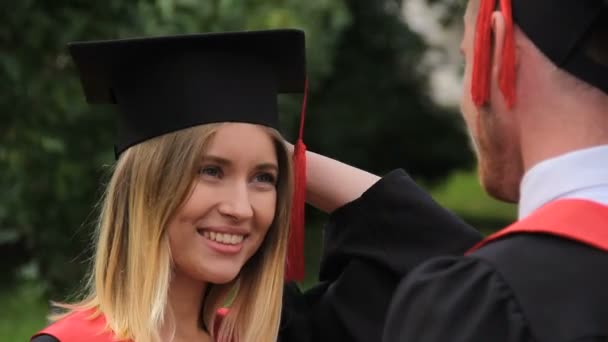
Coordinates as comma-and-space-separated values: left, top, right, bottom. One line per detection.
33, 308, 231, 342
286, 78, 308, 282
467, 199, 608, 254
32, 309, 123, 342
214, 307, 228, 336
471, 0, 516, 108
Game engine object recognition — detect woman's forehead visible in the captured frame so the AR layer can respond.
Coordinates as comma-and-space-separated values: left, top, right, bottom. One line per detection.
203, 123, 278, 165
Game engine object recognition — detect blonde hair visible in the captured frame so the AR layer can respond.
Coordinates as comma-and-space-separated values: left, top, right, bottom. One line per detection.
54, 123, 292, 342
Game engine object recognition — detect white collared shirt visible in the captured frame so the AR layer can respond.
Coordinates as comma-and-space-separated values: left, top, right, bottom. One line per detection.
518, 145, 608, 219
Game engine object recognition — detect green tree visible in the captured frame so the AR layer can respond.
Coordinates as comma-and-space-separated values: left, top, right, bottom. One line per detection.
0, 0, 349, 298
0, 0, 472, 299
306, 0, 472, 180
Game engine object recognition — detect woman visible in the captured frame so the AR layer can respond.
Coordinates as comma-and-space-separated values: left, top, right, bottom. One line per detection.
32, 29, 304, 342
35, 122, 292, 342
33, 29, 481, 342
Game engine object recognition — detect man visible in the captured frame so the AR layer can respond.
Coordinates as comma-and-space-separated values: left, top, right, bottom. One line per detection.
383, 0, 608, 341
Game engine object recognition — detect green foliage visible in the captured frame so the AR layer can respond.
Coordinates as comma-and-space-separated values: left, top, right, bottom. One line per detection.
0, 0, 350, 298
426, 0, 468, 27
0, 280, 48, 341
424, 170, 516, 233
305, 0, 473, 181
0, 0, 473, 302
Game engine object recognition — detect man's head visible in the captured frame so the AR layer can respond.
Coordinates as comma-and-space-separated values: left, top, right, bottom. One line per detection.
459, 0, 608, 203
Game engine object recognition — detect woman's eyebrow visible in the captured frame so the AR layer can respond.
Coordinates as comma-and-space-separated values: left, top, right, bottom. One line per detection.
255, 163, 279, 172
201, 155, 232, 166
202, 156, 278, 172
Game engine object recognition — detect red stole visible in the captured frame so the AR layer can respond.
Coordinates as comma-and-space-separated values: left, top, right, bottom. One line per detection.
467, 199, 608, 254
32, 309, 121, 342
32, 308, 229, 342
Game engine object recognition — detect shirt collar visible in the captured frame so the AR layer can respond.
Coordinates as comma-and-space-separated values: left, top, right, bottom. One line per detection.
518, 145, 608, 219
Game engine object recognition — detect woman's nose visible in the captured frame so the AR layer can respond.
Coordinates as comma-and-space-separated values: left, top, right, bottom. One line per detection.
216, 183, 254, 221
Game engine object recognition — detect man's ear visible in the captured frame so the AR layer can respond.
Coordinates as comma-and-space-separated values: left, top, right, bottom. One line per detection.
491, 11, 506, 78
490, 9, 518, 108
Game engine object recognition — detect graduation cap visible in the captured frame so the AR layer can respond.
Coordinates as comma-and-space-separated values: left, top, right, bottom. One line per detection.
472, 0, 608, 108
68, 29, 309, 281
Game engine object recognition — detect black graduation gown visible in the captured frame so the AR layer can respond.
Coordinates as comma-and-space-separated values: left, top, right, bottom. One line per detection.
382, 218, 608, 341
278, 169, 481, 341
33, 170, 482, 342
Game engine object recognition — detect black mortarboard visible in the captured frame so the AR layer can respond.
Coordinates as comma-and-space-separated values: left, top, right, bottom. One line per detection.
472, 0, 607, 108
68, 29, 310, 281
513, 0, 608, 94
67, 29, 306, 156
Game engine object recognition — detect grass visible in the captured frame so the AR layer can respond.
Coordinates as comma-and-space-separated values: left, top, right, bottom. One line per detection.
0, 281, 49, 340
423, 170, 516, 234
1, 169, 516, 341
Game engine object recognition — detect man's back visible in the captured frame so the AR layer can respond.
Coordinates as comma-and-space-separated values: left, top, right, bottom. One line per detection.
476, 234, 608, 341
383, 233, 608, 342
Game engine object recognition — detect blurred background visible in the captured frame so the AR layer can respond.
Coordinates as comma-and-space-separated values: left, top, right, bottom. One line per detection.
0, 0, 516, 340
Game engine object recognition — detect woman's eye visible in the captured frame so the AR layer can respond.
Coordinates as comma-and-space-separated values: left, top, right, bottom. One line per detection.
254, 172, 276, 185
198, 165, 222, 178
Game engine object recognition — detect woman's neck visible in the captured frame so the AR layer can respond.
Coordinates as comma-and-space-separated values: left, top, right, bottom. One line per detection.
163, 270, 210, 341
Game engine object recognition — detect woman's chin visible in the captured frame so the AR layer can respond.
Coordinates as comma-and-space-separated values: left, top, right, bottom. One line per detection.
178, 261, 244, 285
203, 270, 240, 284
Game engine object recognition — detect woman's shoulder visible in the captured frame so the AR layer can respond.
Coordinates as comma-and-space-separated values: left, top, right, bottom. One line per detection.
31, 309, 118, 342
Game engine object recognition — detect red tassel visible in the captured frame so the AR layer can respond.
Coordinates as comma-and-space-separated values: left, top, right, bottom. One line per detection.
499, 0, 516, 108
471, 0, 516, 108
472, 0, 495, 107
285, 78, 308, 282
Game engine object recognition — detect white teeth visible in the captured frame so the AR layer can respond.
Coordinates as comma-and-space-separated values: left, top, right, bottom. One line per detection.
201, 230, 244, 245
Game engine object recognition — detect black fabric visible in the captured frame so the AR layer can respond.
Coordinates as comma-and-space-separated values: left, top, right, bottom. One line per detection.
560, 30, 608, 96
31, 334, 59, 342
67, 29, 306, 155
318, 169, 481, 279
512, 0, 608, 93
279, 169, 482, 342
383, 233, 608, 342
